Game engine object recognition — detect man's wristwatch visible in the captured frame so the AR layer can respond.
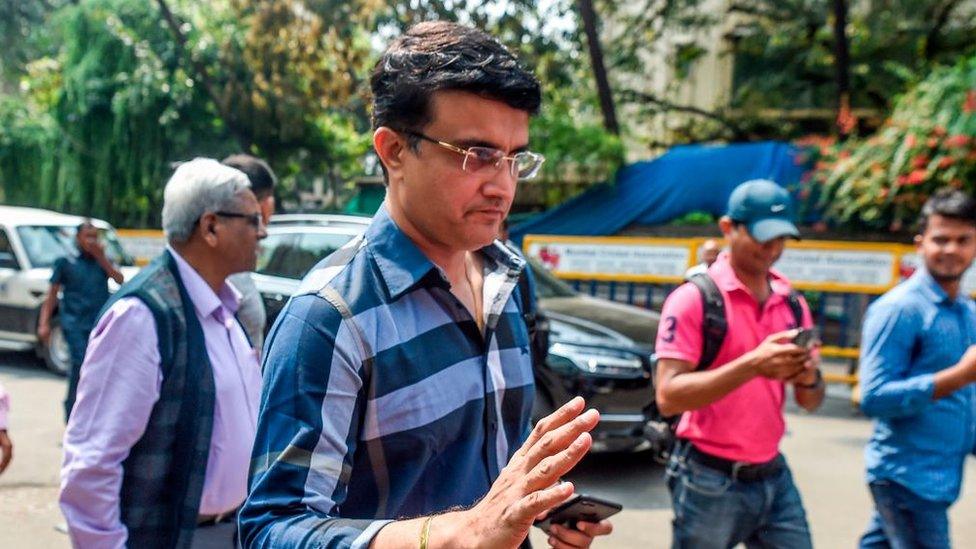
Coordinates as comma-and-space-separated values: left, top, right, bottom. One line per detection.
796, 369, 823, 390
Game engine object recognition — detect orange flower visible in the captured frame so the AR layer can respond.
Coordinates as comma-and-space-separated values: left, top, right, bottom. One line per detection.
927, 137, 939, 148
904, 134, 917, 148
950, 178, 964, 188
965, 90, 976, 114
938, 156, 954, 169
944, 135, 970, 148
912, 155, 930, 169
932, 126, 947, 137
906, 170, 927, 185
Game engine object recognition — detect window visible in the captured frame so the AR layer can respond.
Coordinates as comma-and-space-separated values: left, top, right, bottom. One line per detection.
527, 257, 576, 299
16, 225, 134, 269
256, 231, 357, 280
0, 229, 19, 269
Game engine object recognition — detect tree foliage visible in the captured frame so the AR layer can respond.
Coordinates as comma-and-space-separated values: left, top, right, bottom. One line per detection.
1, 0, 222, 226
1, 0, 626, 221
728, 0, 976, 130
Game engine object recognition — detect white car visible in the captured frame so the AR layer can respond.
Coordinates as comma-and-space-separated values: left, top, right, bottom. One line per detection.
0, 205, 140, 374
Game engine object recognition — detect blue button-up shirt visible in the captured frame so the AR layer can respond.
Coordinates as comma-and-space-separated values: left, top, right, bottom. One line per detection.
239, 206, 535, 548
860, 269, 976, 503
50, 250, 110, 332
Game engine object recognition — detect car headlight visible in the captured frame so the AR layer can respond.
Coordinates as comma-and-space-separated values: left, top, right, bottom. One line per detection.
548, 342, 645, 377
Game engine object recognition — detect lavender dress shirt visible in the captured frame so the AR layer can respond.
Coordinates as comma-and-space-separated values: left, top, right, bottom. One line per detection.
59, 248, 263, 549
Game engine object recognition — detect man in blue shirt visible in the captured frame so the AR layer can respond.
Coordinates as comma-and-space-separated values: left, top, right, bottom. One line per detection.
240, 22, 613, 549
859, 188, 976, 549
37, 221, 123, 421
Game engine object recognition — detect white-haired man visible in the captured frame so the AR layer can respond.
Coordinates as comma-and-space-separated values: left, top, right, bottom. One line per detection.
60, 158, 267, 549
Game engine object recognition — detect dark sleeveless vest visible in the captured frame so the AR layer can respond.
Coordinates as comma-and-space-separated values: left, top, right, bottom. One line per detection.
99, 250, 215, 548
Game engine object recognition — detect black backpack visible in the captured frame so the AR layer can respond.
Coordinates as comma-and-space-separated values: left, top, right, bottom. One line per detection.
647, 272, 805, 461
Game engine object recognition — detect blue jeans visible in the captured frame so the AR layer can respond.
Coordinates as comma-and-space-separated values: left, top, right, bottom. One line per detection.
666, 444, 813, 549
859, 479, 950, 549
63, 327, 91, 422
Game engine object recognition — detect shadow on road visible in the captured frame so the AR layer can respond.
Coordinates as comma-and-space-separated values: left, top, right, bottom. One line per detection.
0, 351, 62, 381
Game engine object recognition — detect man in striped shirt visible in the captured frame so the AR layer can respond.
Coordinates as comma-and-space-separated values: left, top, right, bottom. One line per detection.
240, 22, 613, 549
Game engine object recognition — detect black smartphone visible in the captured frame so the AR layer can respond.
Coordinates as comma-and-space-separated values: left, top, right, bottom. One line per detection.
534, 494, 623, 532
792, 327, 818, 349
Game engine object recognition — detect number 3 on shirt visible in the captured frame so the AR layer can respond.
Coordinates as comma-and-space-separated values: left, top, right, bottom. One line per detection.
662, 315, 677, 343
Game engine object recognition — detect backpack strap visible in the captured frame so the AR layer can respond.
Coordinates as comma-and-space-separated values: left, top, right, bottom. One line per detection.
786, 289, 804, 329
688, 273, 727, 372
514, 268, 549, 368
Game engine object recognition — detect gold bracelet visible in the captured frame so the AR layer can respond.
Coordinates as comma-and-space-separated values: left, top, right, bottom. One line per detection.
420, 515, 433, 549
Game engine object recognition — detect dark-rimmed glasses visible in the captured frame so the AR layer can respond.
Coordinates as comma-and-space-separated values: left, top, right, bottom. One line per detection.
406, 131, 545, 181
214, 211, 263, 229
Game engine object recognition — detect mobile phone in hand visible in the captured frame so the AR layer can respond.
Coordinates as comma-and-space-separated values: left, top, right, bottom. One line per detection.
792, 328, 818, 349
534, 494, 622, 532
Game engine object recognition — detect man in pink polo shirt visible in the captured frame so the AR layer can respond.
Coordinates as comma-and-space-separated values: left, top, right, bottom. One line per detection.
655, 179, 825, 549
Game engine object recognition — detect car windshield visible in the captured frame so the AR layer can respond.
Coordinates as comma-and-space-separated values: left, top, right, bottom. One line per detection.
527, 257, 577, 298
257, 230, 358, 279
16, 225, 134, 269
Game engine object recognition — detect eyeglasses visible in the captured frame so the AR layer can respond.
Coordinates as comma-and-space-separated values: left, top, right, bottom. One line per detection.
406, 131, 545, 181
214, 211, 264, 229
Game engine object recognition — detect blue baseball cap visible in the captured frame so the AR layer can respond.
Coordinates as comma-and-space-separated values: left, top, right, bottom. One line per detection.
726, 179, 800, 243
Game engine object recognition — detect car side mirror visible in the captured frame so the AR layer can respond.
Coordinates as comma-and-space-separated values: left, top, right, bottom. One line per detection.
0, 251, 19, 270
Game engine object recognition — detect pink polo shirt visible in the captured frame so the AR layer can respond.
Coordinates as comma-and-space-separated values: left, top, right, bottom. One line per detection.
655, 253, 813, 464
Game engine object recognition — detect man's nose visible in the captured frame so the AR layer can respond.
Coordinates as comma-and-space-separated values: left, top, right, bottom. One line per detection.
482, 167, 517, 199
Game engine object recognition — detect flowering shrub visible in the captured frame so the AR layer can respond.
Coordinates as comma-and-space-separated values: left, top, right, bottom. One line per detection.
812, 56, 976, 229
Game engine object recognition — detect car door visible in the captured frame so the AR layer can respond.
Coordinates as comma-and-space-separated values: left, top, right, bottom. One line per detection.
0, 226, 36, 345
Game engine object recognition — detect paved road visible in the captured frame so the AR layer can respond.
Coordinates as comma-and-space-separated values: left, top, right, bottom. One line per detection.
3, 351, 976, 548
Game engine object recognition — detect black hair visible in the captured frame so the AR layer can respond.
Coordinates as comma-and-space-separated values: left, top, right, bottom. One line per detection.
370, 21, 541, 141
76, 220, 96, 234
221, 154, 277, 200
918, 187, 976, 234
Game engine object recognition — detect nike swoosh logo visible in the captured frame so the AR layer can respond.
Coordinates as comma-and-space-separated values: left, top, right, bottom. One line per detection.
771, 204, 786, 212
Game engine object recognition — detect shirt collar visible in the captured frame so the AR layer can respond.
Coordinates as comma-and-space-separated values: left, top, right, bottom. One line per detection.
911, 267, 954, 305
708, 251, 793, 297
365, 204, 525, 301
166, 245, 240, 319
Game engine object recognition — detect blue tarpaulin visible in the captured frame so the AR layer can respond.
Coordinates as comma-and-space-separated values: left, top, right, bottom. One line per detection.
511, 141, 811, 244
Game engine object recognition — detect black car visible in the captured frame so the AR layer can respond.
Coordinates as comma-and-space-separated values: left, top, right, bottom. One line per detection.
526, 257, 661, 452
252, 214, 662, 452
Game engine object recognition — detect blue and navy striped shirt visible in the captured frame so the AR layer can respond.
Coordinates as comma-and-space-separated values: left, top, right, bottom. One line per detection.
861, 269, 976, 503
239, 207, 535, 547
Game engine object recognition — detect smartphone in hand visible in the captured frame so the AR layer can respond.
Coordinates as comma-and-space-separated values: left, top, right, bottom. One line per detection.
792, 327, 819, 349
534, 494, 622, 532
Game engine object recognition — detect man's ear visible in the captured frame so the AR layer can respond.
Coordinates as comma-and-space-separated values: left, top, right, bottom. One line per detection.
259, 196, 275, 225
373, 127, 407, 185
914, 233, 924, 250
198, 211, 220, 248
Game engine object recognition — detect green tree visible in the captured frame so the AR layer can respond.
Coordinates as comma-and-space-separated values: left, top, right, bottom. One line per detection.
729, 0, 976, 128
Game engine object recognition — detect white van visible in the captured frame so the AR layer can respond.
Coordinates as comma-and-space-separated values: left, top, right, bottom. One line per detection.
0, 206, 139, 374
